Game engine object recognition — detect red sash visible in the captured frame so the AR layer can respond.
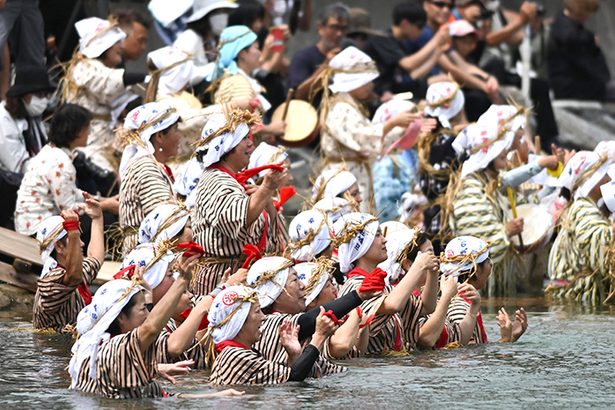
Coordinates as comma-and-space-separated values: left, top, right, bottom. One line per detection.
215, 339, 250, 353
179, 308, 209, 331
57, 263, 92, 305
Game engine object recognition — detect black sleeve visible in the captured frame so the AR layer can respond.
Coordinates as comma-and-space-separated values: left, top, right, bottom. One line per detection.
297, 290, 362, 342
288, 345, 320, 381
123, 72, 147, 86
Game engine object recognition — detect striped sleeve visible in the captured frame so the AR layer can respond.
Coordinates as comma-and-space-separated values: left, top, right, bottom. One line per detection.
446, 297, 484, 345
452, 173, 510, 263
209, 347, 291, 386
400, 295, 423, 351
82, 256, 102, 285
214, 74, 256, 105
96, 329, 163, 399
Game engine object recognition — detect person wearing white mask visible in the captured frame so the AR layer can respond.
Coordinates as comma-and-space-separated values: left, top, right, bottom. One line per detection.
207, 285, 337, 385
15, 104, 119, 236
60, 17, 147, 173
32, 196, 104, 333
118, 102, 181, 255
317, 46, 415, 213
334, 212, 438, 355
0, 66, 55, 228
547, 153, 614, 305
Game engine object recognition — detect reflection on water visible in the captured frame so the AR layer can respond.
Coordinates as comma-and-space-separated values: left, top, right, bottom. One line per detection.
1, 298, 615, 409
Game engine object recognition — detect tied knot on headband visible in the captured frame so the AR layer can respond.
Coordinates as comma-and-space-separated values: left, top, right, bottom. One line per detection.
469, 105, 526, 155
303, 257, 335, 296
251, 259, 295, 291
113, 264, 137, 280
192, 107, 262, 151
116, 106, 178, 149
310, 60, 378, 103
331, 216, 378, 249
439, 243, 490, 281
151, 202, 189, 243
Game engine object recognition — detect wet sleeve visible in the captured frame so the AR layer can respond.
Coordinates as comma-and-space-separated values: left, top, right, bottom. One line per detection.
288, 345, 320, 381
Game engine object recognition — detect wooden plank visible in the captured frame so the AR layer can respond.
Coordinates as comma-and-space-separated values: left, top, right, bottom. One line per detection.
95, 261, 121, 284
0, 227, 42, 266
0, 261, 37, 293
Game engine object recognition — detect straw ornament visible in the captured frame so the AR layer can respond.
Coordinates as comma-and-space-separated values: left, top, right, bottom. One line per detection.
116, 106, 178, 149
191, 106, 262, 151
302, 257, 335, 296
331, 216, 378, 249
439, 242, 490, 281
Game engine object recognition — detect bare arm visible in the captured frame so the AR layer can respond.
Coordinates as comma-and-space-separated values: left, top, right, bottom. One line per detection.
83, 194, 105, 264
138, 255, 198, 354
419, 270, 439, 316
418, 275, 458, 348
247, 169, 287, 225
166, 295, 214, 356
326, 309, 362, 359
438, 53, 487, 91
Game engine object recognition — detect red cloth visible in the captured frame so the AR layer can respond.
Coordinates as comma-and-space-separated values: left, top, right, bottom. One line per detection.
215, 339, 251, 353
349, 267, 387, 293
162, 163, 175, 183
113, 264, 136, 280
435, 326, 449, 349
241, 243, 262, 269
179, 308, 209, 331
177, 242, 205, 257
62, 219, 80, 231
322, 310, 340, 326
274, 186, 296, 211
77, 282, 92, 305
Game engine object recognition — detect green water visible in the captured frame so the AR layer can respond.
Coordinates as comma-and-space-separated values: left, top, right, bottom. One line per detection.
1, 298, 615, 409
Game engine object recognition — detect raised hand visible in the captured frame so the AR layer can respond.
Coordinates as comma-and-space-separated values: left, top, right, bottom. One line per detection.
496, 307, 513, 343
415, 251, 440, 275
279, 319, 302, 363
156, 359, 195, 384
177, 253, 200, 281
512, 307, 528, 341
440, 274, 459, 301
82, 192, 103, 219
458, 283, 481, 315
315, 306, 338, 339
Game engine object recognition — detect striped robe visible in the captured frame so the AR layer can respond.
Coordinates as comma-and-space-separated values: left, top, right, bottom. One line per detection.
548, 197, 612, 304
75, 329, 164, 399
253, 313, 346, 378
450, 171, 516, 297
155, 318, 209, 370
33, 257, 100, 332
119, 156, 176, 255
191, 169, 277, 296
209, 346, 291, 386
338, 275, 423, 356
446, 297, 486, 345
417, 311, 462, 349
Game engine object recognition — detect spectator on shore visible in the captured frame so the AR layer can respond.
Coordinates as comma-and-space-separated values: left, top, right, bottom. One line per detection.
112, 8, 150, 63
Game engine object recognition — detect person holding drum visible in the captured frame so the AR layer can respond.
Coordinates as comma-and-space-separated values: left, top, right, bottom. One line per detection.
448, 105, 563, 297
317, 46, 415, 213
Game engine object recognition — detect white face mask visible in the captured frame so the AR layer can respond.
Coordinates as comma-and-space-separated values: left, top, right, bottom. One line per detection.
209, 13, 228, 36
24, 95, 49, 117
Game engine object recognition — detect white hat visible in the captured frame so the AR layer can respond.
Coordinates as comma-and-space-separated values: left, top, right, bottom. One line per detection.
174, 158, 205, 209
121, 243, 176, 290
36, 216, 68, 278
333, 212, 379, 273
424, 82, 465, 129
248, 142, 288, 178
372, 99, 415, 125
147, 46, 197, 96
313, 196, 355, 224
594, 141, 615, 163
458, 117, 516, 177
600, 177, 615, 215
559, 151, 611, 199
287, 210, 332, 262
295, 261, 332, 306
478, 104, 526, 141
208, 285, 257, 344
449, 19, 477, 37
148, 0, 194, 28
312, 167, 357, 202
119, 102, 180, 178
328, 46, 379, 94
138, 203, 190, 246
198, 113, 250, 168
246, 256, 294, 308
377, 223, 418, 283
75, 17, 126, 59
68, 279, 142, 387
187, 0, 238, 23
440, 235, 489, 277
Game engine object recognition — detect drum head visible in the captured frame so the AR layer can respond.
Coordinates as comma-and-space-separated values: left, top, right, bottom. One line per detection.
272, 100, 319, 146
511, 204, 554, 250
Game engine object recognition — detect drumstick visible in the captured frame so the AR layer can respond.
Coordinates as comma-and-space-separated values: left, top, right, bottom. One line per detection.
282, 88, 295, 122
534, 135, 541, 154
506, 186, 524, 248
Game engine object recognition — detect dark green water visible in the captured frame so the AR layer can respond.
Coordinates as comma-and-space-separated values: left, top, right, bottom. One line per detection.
1, 298, 615, 409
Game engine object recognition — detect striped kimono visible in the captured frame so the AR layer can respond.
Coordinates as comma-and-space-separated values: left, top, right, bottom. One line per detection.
253, 313, 346, 378
119, 156, 176, 256
75, 329, 165, 399
338, 273, 423, 355
450, 171, 516, 296
191, 169, 279, 296
209, 346, 291, 386
446, 297, 487, 345
547, 198, 612, 304
33, 257, 100, 332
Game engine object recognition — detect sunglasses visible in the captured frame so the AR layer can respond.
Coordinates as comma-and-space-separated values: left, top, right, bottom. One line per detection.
429, 0, 453, 9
